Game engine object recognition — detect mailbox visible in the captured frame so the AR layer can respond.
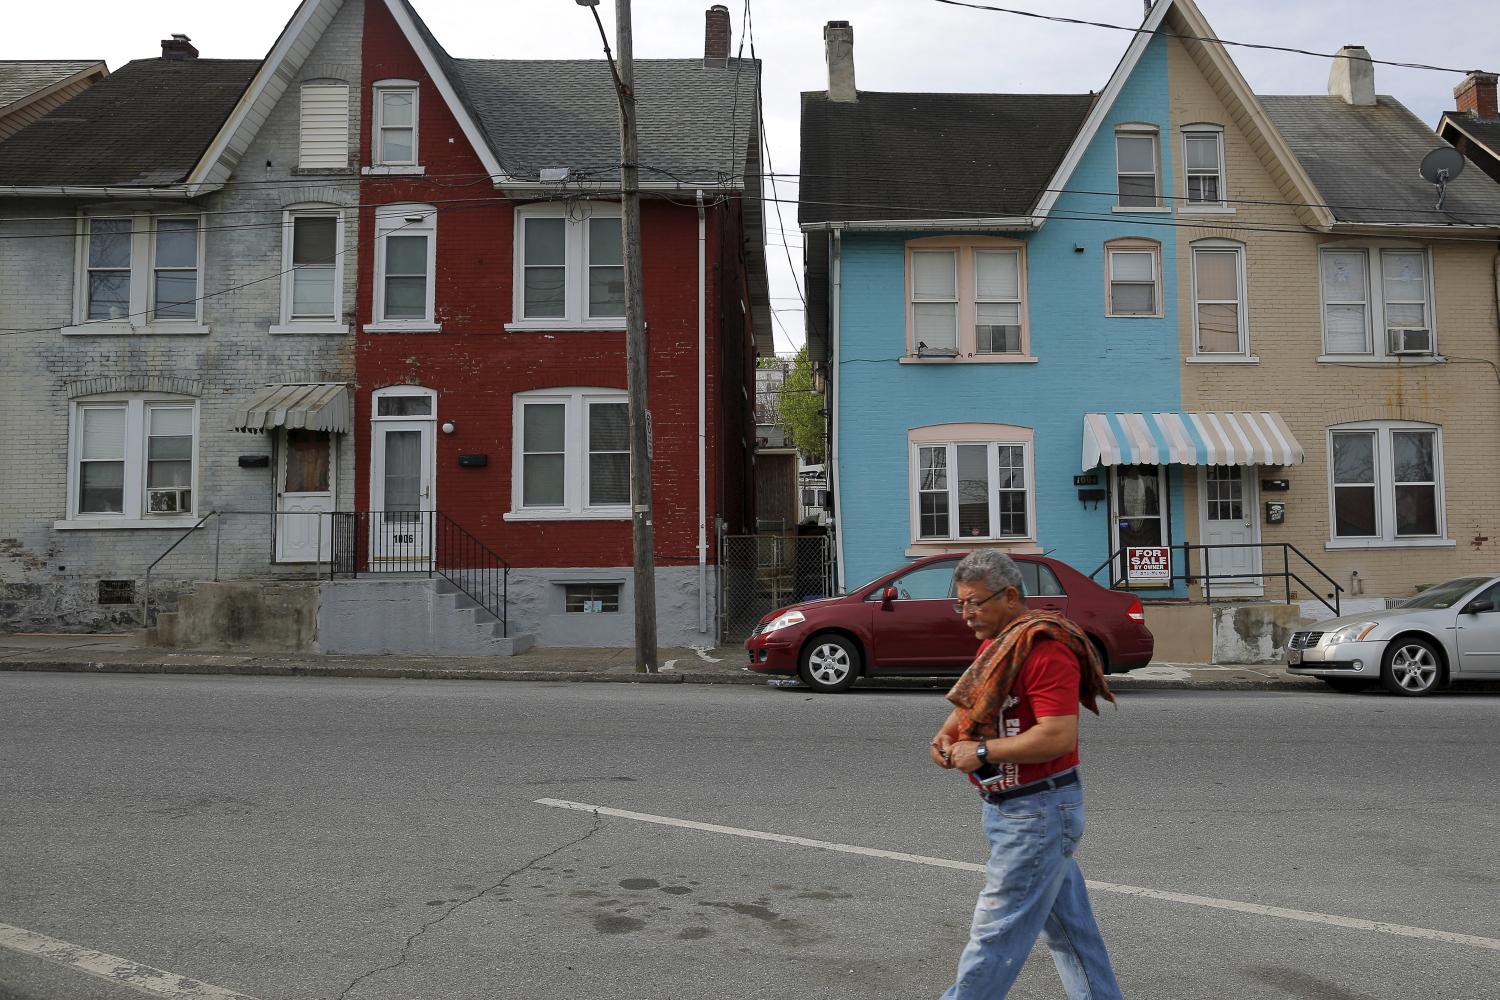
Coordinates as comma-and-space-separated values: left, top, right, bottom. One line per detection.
1265, 500, 1286, 525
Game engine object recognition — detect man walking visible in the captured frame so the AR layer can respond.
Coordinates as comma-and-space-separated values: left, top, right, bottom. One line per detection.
930, 549, 1122, 999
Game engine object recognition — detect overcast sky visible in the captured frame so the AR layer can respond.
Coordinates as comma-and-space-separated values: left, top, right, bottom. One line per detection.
7, 0, 1496, 353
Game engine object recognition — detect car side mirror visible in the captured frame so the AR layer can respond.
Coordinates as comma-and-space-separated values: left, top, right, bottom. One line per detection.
1466, 598, 1494, 615
881, 586, 898, 606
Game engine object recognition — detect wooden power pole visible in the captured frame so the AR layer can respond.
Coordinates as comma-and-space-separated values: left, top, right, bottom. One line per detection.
614, 0, 658, 673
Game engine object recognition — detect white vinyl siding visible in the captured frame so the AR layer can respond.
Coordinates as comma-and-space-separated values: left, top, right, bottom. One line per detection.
298, 83, 350, 168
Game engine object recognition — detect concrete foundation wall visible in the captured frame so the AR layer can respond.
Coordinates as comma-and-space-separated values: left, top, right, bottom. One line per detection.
1144, 601, 1314, 664
1142, 603, 1213, 663
159, 581, 320, 651
505, 565, 718, 648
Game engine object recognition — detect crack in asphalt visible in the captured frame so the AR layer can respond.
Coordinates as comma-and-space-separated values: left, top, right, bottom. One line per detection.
331, 808, 604, 1000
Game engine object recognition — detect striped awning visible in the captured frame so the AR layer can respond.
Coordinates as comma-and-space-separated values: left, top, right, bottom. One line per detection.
231, 382, 351, 434
1082, 411, 1303, 470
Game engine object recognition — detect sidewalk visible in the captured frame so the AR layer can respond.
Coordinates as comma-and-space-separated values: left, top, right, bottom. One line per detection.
0, 632, 1323, 691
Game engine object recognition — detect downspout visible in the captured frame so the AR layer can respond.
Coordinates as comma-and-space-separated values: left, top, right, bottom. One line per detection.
697, 190, 708, 633
830, 227, 846, 593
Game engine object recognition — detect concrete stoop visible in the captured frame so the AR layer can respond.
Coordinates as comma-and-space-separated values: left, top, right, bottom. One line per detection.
143, 578, 534, 657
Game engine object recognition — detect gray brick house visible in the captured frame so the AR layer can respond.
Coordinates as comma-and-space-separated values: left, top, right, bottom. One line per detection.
0, 0, 364, 631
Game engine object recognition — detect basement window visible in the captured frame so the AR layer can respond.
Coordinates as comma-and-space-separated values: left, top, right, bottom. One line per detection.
564, 583, 621, 614
98, 580, 136, 605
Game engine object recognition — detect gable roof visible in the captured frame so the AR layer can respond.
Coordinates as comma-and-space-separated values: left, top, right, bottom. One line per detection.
457, 58, 762, 187
798, 91, 1093, 227
0, 61, 105, 114
1438, 111, 1500, 186
1262, 96, 1500, 227
0, 58, 258, 189
1037, 0, 1333, 229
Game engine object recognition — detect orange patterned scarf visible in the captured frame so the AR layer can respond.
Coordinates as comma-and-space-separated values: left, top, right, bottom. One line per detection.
945, 611, 1117, 740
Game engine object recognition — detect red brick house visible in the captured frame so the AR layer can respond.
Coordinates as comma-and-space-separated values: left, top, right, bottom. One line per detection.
353, 0, 770, 646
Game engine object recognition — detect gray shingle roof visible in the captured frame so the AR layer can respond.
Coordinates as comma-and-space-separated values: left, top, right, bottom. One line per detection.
1439, 111, 1500, 187
0, 58, 258, 188
454, 58, 761, 185
1260, 95, 1500, 226
798, 91, 1095, 225
0, 61, 102, 113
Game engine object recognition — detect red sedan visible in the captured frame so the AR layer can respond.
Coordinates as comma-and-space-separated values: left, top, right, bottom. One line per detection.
744, 553, 1153, 693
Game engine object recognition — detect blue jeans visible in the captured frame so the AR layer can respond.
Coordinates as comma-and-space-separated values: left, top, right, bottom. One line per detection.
940, 778, 1122, 1000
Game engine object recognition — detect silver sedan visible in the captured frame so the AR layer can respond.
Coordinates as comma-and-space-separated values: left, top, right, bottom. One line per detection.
1287, 575, 1500, 696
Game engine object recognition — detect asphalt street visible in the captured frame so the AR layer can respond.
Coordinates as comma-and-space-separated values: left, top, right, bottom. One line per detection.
0, 672, 1496, 1000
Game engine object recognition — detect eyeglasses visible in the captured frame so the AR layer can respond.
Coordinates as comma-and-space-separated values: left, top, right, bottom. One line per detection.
953, 590, 1003, 615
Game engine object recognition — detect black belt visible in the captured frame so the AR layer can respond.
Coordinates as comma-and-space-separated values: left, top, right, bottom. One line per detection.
981, 769, 1079, 805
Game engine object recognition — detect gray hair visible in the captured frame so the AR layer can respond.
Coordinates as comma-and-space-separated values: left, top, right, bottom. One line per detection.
952, 549, 1025, 596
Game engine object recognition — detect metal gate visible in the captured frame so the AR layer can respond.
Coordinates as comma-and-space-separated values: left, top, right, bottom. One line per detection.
718, 533, 833, 642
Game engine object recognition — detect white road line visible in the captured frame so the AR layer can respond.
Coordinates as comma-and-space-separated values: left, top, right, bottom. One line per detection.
535, 798, 1500, 954
0, 923, 260, 999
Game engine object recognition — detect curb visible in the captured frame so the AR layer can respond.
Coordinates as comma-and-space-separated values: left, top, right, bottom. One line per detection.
0, 658, 1322, 692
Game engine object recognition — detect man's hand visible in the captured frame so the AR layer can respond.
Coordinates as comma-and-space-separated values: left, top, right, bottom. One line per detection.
948, 740, 987, 774
930, 708, 963, 768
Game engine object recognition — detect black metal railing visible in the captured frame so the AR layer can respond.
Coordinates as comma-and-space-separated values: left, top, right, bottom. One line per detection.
1089, 542, 1343, 616
140, 508, 510, 637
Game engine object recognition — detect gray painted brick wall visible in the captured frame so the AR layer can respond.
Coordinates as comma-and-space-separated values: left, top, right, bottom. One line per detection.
0, 0, 365, 630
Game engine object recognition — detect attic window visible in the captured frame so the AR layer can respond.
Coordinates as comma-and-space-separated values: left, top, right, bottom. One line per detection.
1115, 124, 1161, 208
372, 81, 418, 166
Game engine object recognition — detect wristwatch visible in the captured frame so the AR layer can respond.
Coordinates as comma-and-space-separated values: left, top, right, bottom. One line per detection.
975, 740, 990, 765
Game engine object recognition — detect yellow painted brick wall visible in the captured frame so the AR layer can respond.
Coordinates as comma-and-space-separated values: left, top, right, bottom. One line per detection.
1167, 35, 1500, 599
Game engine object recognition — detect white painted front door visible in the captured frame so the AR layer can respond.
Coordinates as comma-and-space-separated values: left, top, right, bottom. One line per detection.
1200, 465, 1262, 595
370, 419, 434, 567
275, 429, 335, 563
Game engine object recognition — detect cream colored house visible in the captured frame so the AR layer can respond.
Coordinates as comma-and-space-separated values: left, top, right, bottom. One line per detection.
1154, 1, 1500, 614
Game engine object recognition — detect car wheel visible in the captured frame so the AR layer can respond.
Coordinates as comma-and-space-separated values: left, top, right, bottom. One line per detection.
1321, 677, 1368, 693
1380, 637, 1444, 696
798, 634, 861, 693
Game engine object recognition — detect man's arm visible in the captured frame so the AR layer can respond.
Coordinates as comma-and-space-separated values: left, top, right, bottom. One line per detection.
948, 714, 1078, 772
929, 707, 964, 768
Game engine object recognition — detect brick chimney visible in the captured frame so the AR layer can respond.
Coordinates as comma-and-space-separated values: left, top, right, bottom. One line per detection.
161, 34, 198, 60
704, 5, 731, 69
824, 21, 856, 103
1455, 72, 1499, 120
1328, 45, 1375, 106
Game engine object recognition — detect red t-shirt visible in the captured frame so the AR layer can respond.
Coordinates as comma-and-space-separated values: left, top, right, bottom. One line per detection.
968, 637, 1081, 793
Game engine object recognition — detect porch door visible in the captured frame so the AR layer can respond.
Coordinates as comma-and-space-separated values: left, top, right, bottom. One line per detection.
1111, 465, 1169, 587
1200, 465, 1262, 594
275, 429, 335, 563
370, 419, 434, 566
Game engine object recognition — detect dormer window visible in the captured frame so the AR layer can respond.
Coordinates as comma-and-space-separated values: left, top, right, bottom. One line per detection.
372, 81, 419, 168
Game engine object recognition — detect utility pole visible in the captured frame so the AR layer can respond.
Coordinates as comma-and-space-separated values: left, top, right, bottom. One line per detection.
581, 0, 657, 672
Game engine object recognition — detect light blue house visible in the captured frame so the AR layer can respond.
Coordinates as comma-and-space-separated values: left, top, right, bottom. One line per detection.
800, 9, 1192, 598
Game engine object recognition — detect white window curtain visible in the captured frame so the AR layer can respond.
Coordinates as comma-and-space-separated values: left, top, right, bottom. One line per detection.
911, 250, 958, 352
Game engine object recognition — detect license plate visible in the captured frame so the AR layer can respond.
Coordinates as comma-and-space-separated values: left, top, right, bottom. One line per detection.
1288, 649, 1302, 665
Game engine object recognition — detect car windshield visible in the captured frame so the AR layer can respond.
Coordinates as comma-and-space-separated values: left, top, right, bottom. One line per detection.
1398, 577, 1491, 610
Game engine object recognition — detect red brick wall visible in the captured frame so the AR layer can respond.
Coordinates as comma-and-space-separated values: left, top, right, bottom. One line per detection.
356, 0, 751, 567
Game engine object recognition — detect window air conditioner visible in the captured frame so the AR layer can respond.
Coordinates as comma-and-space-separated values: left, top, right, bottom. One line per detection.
147, 488, 192, 513
1387, 327, 1432, 355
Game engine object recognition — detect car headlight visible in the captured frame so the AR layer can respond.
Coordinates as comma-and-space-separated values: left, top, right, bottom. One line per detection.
1328, 622, 1379, 644
761, 610, 806, 634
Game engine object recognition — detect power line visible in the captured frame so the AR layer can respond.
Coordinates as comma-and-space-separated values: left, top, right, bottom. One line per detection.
929, 0, 1497, 77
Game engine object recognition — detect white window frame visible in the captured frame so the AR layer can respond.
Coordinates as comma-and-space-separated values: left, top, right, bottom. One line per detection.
901, 237, 1033, 363
271, 208, 347, 334
1114, 124, 1164, 211
369, 80, 420, 172
1180, 124, 1230, 211
1104, 239, 1162, 318
67, 212, 208, 335
1317, 244, 1440, 362
906, 425, 1037, 549
505, 388, 631, 521
367, 203, 438, 332
58, 395, 200, 529
507, 202, 627, 331
1188, 239, 1254, 361
298, 82, 350, 169
1326, 421, 1450, 548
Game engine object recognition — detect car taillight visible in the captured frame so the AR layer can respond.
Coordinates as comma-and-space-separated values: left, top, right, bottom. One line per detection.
1126, 598, 1145, 623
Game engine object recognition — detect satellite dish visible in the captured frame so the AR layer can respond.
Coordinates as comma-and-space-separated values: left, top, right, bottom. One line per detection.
1419, 147, 1466, 210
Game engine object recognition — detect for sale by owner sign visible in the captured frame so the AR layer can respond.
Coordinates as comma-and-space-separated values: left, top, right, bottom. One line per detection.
1126, 546, 1171, 585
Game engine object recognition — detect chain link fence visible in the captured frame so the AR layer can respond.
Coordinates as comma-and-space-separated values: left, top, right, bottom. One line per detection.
718, 533, 833, 642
